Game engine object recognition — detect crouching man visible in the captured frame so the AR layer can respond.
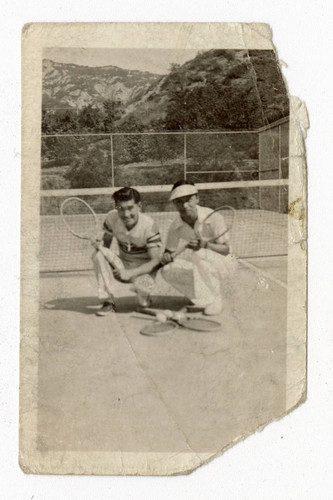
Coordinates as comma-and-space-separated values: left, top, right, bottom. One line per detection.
92, 187, 162, 316
160, 180, 237, 315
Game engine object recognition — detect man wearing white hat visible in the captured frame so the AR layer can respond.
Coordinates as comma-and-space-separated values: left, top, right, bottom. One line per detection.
160, 180, 237, 315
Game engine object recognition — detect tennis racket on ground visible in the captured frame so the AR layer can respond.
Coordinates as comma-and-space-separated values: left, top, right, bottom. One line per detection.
170, 205, 236, 260
60, 196, 119, 272
140, 320, 178, 337
137, 308, 221, 332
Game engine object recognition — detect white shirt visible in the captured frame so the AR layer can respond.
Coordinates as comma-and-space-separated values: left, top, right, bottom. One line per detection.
166, 205, 228, 253
103, 210, 161, 264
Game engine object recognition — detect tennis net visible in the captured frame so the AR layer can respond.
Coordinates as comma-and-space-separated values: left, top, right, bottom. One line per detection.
40, 180, 288, 272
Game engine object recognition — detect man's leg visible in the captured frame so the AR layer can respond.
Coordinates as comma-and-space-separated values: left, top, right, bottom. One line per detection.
160, 258, 204, 303
131, 273, 156, 307
190, 253, 223, 314
192, 249, 238, 314
92, 249, 123, 315
123, 259, 156, 307
161, 251, 236, 315
161, 258, 221, 314
92, 250, 157, 311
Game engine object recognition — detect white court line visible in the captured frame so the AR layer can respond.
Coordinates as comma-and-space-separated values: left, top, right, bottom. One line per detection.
238, 258, 288, 290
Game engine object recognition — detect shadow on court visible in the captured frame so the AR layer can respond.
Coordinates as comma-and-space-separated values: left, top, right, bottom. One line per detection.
38, 267, 287, 454
43, 296, 100, 315
42, 295, 190, 315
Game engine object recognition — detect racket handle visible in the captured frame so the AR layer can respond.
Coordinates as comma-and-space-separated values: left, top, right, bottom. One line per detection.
159, 241, 202, 269
138, 307, 158, 317
98, 248, 118, 271
160, 229, 229, 268
138, 308, 197, 321
172, 227, 229, 254
170, 242, 189, 260
97, 248, 131, 283
130, 313, 155, 321
206, 228, 228, 244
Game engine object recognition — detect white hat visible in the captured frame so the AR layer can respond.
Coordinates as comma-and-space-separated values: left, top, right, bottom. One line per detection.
169, 184, 198, 201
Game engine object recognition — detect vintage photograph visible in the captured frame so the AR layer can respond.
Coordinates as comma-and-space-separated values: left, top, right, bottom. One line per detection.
21, 24, 305, 475
40, 46, 288, 446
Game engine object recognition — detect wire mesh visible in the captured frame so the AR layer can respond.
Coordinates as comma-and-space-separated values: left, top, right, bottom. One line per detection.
40, 181, 288, 272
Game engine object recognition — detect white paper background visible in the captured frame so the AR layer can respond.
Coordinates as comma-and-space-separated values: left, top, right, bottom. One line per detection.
1, 1, 333, 498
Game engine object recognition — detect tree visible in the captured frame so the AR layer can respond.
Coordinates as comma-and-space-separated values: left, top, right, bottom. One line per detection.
60, 110, 78, 133
64, 147, 111, 188
41, 136, 83, 167
41, 110, 53, 134
78, 105, 103, 132
41, 109, 78, 134
118, 116, 145, 133
102, 99, 123, 132
169, 62, 181, 73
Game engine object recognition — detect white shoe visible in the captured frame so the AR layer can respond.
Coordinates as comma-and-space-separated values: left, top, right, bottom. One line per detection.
204, 296, 223, 316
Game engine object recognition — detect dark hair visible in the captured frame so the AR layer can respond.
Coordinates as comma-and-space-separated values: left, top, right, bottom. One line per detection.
113, 187, 141, 205
171, 179, 196, 191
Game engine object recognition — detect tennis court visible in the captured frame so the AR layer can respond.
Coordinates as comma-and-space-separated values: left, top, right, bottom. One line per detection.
38, 181, 288, 454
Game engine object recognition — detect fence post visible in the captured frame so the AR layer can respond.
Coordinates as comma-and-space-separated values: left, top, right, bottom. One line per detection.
278, 125, 282, 212
110, 134, 114, 187
258, 130, 262, 209
184, 133, 187, 180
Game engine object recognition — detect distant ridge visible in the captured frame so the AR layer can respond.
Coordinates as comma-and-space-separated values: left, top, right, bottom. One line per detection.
42, 58, 162, 110
42, 50, 288, 131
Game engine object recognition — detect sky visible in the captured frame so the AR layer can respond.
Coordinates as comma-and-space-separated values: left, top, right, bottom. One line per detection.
43, 48, 199, 75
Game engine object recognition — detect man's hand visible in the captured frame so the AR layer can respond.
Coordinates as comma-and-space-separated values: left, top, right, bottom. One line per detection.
91, 230, 105, 250
112, 268, 132, 283
187, 238, 207, 251
160, 251, 173, 266
90, 237, 103, 250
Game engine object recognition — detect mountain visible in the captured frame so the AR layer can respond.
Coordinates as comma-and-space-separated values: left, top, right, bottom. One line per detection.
119, 49, 289, 129
42, 50, 288, 131
42, 59, 162, 109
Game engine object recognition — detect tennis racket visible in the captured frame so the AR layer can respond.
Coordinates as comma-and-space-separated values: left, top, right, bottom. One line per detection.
170, 205, 236, 260
60, 196, 120, 272
138, 308, 221, 332
140, 320, 178, 337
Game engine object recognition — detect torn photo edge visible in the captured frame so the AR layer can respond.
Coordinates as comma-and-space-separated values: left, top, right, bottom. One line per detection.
20, 22, 307, 475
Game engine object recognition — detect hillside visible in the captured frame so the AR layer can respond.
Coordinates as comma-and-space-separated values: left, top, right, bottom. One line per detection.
42, 50, 288, 132
42, 59, 162, 109
119, 49, 289, 130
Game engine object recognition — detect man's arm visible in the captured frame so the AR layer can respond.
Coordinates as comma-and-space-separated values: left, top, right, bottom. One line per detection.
91, 217, 113, 250
206, 240, 229, 255
186, 237, 230, 255
103, 220, 113, 248
160, 249, 174, 266
128, 247, 161, 278
160, 221, 180, 265
194, 211, 230, 255
113, 246, 161, 282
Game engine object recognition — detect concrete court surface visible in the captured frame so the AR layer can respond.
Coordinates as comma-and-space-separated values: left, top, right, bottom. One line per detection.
38, 261, 287, 455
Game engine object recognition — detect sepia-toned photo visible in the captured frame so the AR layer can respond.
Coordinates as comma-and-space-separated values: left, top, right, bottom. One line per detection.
20, 23, 307, 475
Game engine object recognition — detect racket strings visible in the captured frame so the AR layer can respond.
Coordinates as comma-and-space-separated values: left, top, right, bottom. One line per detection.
178, 317, 221, 331
190, 206, 236, 248
140, 321, 177, 336
204, 206, 236, 240
61, 197, 99, 240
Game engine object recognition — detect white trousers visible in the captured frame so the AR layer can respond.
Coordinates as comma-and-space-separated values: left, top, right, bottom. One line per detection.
161, 249, 238, 307
92, 248, 155, 302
